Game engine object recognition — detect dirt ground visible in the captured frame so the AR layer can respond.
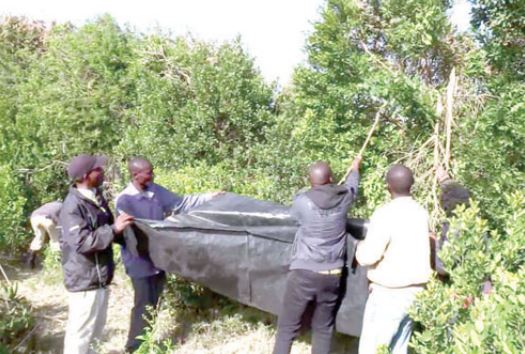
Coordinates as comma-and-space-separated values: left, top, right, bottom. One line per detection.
3, 255, 357, 354
3, 257, 132, 354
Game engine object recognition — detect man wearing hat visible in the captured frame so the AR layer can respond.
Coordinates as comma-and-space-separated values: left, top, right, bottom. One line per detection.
59, 154, 134, 354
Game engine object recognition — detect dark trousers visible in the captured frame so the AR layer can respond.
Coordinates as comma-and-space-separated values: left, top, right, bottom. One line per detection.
273, 269, 341, 354
126, 272, 166, 352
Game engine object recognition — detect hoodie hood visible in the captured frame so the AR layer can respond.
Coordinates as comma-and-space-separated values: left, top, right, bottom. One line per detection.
305, 184, 349, 209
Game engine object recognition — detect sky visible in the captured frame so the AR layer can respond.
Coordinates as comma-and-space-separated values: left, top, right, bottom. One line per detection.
2, 0, 471, 84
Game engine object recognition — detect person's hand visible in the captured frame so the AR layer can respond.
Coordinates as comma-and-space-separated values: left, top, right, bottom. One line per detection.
210, 191, 225, 198
463, 295, 474, 309
350, 155, 362, 172
436, 165, 449, 183
113, 212, 134, 235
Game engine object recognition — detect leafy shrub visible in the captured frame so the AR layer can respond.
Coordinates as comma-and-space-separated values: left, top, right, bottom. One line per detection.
154, 162, 298, 204
0, 165, 28, 250
117, 35, 275, 169
0, 1, 524, 352
0, 283, 34, 352
410, 191, 525, 353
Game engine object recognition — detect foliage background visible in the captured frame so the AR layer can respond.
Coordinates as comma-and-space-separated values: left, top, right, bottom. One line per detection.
0, 0, 524, 352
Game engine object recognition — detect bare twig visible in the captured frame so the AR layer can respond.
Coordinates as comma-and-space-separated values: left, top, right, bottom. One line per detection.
339, 107, 383, 184
418, 168, 435, 183
444, 68, 456, 171
358, 109, 382, 157
13, 324, 39, 351
15, 160, 67, 175
430, 96, 443, 229
0, 263, 11, 285
359, 40, 396, 75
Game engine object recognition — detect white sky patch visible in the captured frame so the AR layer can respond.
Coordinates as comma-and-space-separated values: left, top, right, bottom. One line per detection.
1, 0, 323, 85
449, 0, 473, 33
2, 0, 470, 84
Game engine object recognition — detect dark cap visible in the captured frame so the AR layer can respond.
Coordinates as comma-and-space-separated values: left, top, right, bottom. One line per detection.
67, 154, 107, 181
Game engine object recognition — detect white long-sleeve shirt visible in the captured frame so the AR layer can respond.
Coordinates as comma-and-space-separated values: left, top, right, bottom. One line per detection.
356, 196, 432, 288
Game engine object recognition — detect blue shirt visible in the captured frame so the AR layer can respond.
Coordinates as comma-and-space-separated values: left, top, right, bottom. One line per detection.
115, 182, 212, 278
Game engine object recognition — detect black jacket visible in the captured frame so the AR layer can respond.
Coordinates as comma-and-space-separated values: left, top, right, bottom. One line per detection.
289, 171, 359, 271
435, 179, 471, 276
59, 186, 116, 292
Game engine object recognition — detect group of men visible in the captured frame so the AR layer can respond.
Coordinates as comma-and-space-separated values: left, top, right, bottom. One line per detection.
272, 158, 472, 354
28, 152, 467, 354
29, 154, 220, 354
273, 156, 434, 354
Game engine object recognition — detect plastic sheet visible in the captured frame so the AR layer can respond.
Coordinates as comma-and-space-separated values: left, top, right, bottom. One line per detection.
125, 192, 369, 337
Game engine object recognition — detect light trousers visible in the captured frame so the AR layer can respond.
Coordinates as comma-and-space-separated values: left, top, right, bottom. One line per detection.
29, 215, 60, 252
359, 284, 423, 354
64, 288, 109, 354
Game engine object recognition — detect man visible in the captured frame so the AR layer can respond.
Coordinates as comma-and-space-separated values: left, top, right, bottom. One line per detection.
433, 167, 491, 298
433, 166, 471, 277
273, 156, 362, 354
356, 164, 431, 354
59, 154, 134, 354
115, 157, 222, 352
26, 200, 62, 268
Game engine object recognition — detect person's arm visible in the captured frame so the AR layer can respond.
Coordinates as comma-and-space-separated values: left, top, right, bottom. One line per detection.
344, 155, 362, 200
114, 195, 137, 246
60, 205, 116, 255
172, 193, 215, 214
436, 166, 450, 185
345, 170, 360, 201
356, 209, 390, 266
49, 202, 62, 224
289, 194, 303, 222
115, 194, 133, 216
158, 185, 215, 215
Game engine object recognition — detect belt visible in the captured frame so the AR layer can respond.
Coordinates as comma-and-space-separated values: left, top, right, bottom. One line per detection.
317, 268, 342, 275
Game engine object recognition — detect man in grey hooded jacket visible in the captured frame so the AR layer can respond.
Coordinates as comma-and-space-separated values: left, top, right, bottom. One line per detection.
273, 156, 361, 354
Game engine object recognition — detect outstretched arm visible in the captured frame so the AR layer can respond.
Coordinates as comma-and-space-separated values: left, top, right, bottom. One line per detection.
344, 155, 362, 200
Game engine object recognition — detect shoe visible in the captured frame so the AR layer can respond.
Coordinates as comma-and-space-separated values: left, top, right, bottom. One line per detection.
26, 251, 37, 269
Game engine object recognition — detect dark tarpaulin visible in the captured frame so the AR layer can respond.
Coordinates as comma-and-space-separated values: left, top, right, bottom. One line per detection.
125, 193, 369, 337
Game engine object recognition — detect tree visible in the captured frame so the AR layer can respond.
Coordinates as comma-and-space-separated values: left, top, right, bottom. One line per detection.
13, 15, 135, 203
117, 35, 275, 169
471, 0, 525, 79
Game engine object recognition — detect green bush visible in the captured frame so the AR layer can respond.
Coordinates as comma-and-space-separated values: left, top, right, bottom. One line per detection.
0, 165, 28, 250
0, 1, 524, 351
0, 283, 34, 352
154, 162, 296, 204
410, 191, 525, 353
117, 35, 275, 169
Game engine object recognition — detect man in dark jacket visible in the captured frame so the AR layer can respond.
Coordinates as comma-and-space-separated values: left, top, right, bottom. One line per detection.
433, 166, 471, 277
273, 156, 361, 354
59, 154, 133, 354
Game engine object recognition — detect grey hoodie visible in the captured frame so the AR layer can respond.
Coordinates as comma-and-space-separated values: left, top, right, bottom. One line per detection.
289, 171, 359, 272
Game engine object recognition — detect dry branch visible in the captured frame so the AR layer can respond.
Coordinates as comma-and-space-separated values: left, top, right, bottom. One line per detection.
444, 67, 456, 170
0, 263, 11, 285
339, 108, 383, 184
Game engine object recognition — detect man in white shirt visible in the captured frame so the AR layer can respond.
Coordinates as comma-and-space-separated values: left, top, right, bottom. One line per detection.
356, 164, 431, 354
